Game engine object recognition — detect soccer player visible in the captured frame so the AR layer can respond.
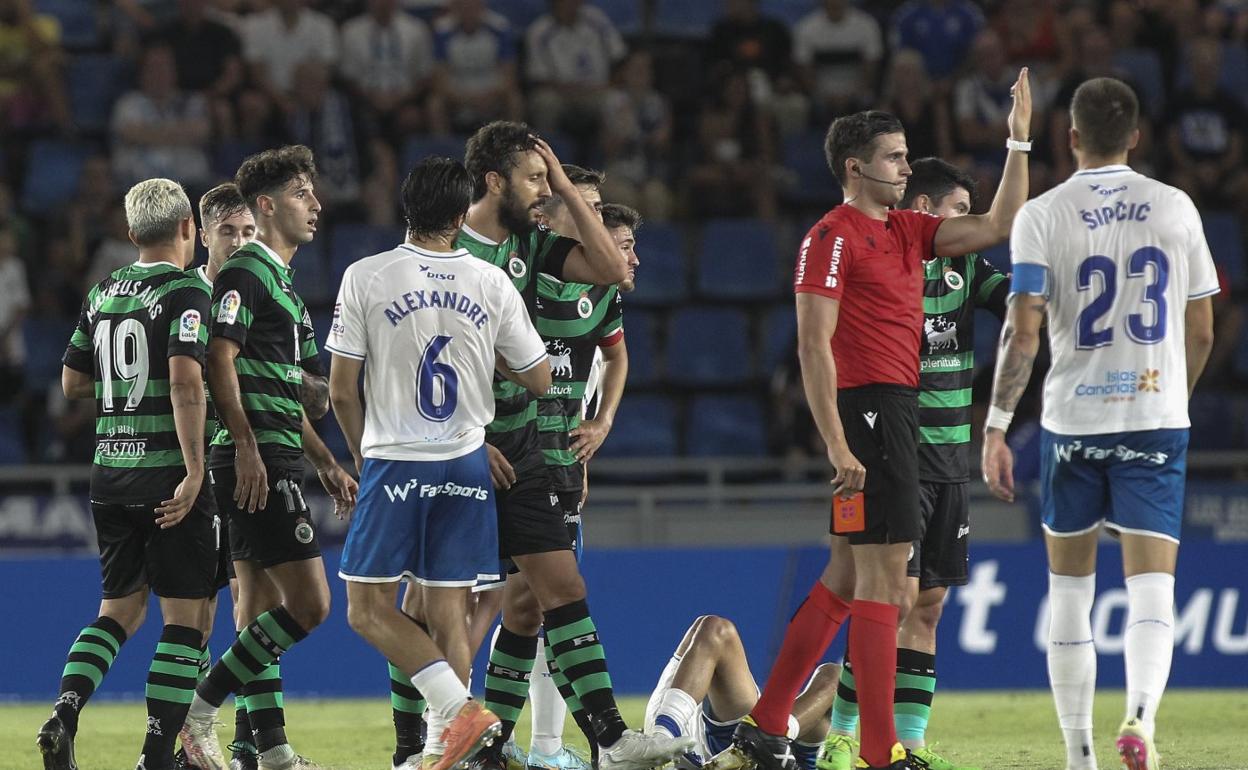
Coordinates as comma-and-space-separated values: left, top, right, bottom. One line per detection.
584, 203, 642, 431
646, 615, 842, 770
707, 68, 1032, 770
38, 178, 216, 770
982, 77, 1218, 770
327, 156, 551, 770
456, 121, 691, 770
178, 146, 358, 770
821, 159, 1006, 770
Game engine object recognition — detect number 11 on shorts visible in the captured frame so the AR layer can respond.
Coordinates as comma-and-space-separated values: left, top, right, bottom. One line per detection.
833, 492, 865, 533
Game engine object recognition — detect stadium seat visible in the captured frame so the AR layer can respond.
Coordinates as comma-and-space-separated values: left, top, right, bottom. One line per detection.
1189, 391, 1242, 451
760, 0, 819, 25
628, 223, 689, 306
696, 219, 783, 300
68, 54, 131, 133
621, 309, 659, 385
213, 139, 265, 180
0, 406, 26, 465
1113, 48, 1165, 117
490, 0, 546, 31
664, 307, 752, 386
34, 0, 100, 49
22, 317, 76, 388
686, 395, 768, 457
21, 139, 91, 214
595, 0, 642, 33
328, 223, 405, 286
595, 394, 678, 457
400, 135, 469, 173
759, 303, 796, 375
1203, 211, 1245, 288
654, 0, 720, 37
782, 132, 840, 206
292, 237, 333, 306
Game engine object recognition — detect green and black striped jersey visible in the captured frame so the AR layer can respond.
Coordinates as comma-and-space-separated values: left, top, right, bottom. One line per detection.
535, 276, 623, 492
207, 242, 321, 473
62, 261, 211, 503
456, 223, 576, 467
919, 253, 1009, 483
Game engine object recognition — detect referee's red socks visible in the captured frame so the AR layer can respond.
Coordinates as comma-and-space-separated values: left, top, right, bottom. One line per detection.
749, 582, 851, 735
849, 599, 901, 767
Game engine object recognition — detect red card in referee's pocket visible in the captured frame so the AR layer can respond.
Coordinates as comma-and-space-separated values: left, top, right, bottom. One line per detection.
832, 492, 865, 533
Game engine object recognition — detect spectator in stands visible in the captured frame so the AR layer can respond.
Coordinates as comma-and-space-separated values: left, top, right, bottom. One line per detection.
600, 50, 674, 220
991, 0, 1059, 65
687, 64, 777, 220
287, 59, 397, 226
0, 0, 70, 133
427, 0, 523, 134
242, 0, 338, 113
65, 155, 119, 258
151, 0, 245, 134
1166, 37, 1248, 210
0, 223, 29, 403
340, 0, 435, 144
85, 207, 136, 290
524, 0, 627, 150
110, 44, 212, 190
889, 0, 984, 84
793, 0, 884, 120
877, 48, 954, 163
707, 0, 793, 88
953, 30, 1022, 170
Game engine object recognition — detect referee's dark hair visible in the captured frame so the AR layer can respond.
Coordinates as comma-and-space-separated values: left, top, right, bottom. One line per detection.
465, 120, 539, 202
824, 110, 905, 187
543, 164, 606, 214
601, 202, 642, 233
401, 157, 473, 241
898, 158, 977, 211
1070, 77, 1139, 158
234, 144, 317, 214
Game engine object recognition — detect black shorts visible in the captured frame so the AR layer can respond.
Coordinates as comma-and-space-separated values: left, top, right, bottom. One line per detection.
555, 489, 584, 558
829, 385, 921, 545
208, 492, 234, 591
211, 466, 321, 569
92, 489, 218, 600
907, 481, 970, 589
497, 464, 575, 559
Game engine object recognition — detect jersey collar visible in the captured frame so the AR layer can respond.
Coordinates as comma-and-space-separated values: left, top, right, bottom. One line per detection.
131, 259, 181, 270
1072, 164, 1133, 177
399, 243, 471, 260
459, 222, 500, 246
251, 239, 292, 272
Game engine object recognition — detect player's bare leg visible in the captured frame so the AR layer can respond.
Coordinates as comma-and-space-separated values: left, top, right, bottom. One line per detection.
1115, 534, 1178, 770
469, 589, 504, 659
792, 662, 844, 770
1046, 530, 1100, 770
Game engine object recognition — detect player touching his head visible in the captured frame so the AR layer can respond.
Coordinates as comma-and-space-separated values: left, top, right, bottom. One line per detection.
982, 77, 1217, 770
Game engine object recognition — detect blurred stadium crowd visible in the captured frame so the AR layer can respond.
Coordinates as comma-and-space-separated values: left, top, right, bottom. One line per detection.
0, 0, 1245, 465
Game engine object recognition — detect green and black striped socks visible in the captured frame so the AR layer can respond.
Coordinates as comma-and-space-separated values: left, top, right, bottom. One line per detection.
243, 662, 287, 752
543, 600, 625, 747
197, 607, 307, 708
484, 627, 538, 746
389, 662, 426, 766
894, 648, 937, 744
55, 616, 128, 736
141, 625, 202, 764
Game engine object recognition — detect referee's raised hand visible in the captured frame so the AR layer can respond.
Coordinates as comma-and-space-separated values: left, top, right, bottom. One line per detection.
828, 442, 866, 499
1007, 66, 1032, 142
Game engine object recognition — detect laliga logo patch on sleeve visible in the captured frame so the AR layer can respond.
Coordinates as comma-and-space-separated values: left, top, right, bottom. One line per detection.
179, 309, 201, 342
217, 290, 241, 324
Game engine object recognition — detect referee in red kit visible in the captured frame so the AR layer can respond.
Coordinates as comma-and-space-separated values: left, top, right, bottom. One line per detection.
707, 69, 1032, 770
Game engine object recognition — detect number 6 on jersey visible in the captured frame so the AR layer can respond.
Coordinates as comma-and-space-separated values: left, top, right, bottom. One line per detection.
417, 335, 458, 422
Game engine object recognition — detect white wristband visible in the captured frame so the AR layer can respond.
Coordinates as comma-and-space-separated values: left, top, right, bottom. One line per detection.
1006, 138, 1032, 152
985, 406, 1014, 433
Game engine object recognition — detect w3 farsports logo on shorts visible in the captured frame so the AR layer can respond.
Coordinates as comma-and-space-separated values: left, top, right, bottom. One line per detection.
383, 478, 489, 502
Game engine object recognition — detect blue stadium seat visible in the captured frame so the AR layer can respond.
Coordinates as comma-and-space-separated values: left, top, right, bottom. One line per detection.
292, 237, 333, 306
628, 223, 689, 306
491, 0, 546, 31
595, 0, 642, 33
686, 395, 768, 456
34, 0, 100, 49
596, 394, 678, 457
1203, 211, 1245, 287
213, 139, 265, 179
782, 132, 840, 206
1114, 49, 1165, 117
68, 54, 130, 133
696, 219, 782, 300
654, 0, 720, 37
664, 307, 752, 385
1189, 392, 1242, 451
328, 223, 405, 285
0, 406, 26, 465
759, 303, 796, 375
760, 0, 818, 25
621, 309, 659, 385
23, 317, 76, 388
21, 139, 90, 214
400, 135, 469, 174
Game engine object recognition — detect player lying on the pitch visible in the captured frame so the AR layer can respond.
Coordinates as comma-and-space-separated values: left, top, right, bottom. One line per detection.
644, 616, 841, 770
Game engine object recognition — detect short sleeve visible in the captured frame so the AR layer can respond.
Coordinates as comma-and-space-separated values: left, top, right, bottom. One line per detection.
326, 265, 367, 360
1178, 192, 1221, 300
533, 229, 578, 282
890, 209, 943, 261
210, 262, 267, 346
971, 254, 1010, 319
793, 223, 853, 301
298, 304, 322, 376
1007, 202, 1051, 297
62, 297, 94, 374
494, 275, 548, 372
598, 289, 624, 347
166, 285, 211, 366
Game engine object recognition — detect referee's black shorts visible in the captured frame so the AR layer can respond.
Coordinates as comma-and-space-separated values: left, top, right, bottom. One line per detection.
830, 384, 922, 545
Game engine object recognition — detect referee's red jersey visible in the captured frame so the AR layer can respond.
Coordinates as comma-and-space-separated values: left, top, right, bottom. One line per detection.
793, 205, 943, 389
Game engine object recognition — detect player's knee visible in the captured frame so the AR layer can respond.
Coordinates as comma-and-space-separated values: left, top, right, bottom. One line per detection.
810, 662, 841, 695
289, 593, 331, 631
346, 596, 379, 638
695, 615, 740, 652
914, 593, 945, 635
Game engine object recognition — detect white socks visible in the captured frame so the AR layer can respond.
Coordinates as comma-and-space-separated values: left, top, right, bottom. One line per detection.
1047, 573, 1098, 770
426, 710, 449, 757
530, 642, 567, 756
1124, 572, 1175, 736
652, 687, 698, 740
412, 660, 470, 722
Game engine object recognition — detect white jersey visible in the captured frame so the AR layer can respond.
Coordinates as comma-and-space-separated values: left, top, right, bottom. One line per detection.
327, 243, 547, 461
1009, 165, 1220, 435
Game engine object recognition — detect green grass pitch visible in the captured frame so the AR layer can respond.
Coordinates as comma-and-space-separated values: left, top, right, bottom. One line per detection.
1, 691, 1243, 769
